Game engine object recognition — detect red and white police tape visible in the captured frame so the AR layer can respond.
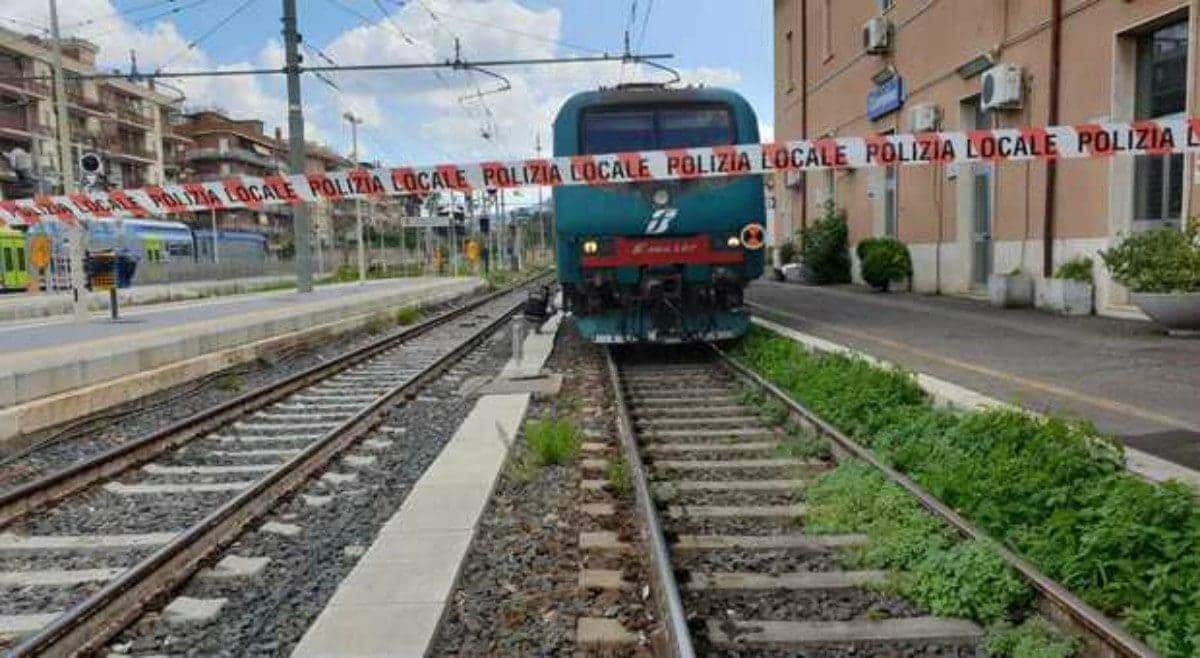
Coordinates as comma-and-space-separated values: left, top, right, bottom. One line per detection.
3, 116, 1198, 226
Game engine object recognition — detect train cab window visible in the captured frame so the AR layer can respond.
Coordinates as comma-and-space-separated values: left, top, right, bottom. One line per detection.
15, 247, 25, 271
3, 248, 12, 272
581, 105, 735, 154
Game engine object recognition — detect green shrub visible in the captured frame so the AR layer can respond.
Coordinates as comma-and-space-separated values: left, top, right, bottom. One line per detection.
778, 237, 799, 265
524, 416, 582, 466
606, 454, 632, 499
1054, 256, 1093, 284
800, 201, 851, 284
805, 462, 1027, 623
776, 429, 830, 460
985, 617, 1078, 658
902, 541, 1031, 623
858, 237, 913, 291
730, 326, 1200, 657
1100, 224, 1200, 293
394, 306, 422, 326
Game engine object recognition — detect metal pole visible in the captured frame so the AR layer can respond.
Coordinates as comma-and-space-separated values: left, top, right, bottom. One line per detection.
344, 112, 365, 283
49, 0, 88, 324
282, 0, 312, 293
210, 208, 219, 264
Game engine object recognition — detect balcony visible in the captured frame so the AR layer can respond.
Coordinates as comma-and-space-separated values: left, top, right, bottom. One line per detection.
113, 104, 153, 128
106, 141, 157, 162
66, 89, 107, 114
185, 145, 283, 171
0, 65, 50, 98
0, 112, 32, 136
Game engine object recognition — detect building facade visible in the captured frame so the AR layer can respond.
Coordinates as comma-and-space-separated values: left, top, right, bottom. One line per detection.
773, 0, 1200, 315
172, 110, 353, 256
0, 28, 185, 200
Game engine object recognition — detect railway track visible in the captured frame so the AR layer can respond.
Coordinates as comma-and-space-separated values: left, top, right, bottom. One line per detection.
0, 275, 547, 657
599, 345, 1157, 658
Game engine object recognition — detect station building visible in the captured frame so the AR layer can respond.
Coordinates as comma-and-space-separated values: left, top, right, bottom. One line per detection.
772, 0, 1200, 315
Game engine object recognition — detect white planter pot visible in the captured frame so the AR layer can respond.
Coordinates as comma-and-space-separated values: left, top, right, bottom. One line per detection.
988, 273, 1034, 308
1130, 292, 1200, 335
1039, 279, 1093, 315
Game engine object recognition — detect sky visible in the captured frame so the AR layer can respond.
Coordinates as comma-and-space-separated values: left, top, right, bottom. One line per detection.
4, 0, 774, 172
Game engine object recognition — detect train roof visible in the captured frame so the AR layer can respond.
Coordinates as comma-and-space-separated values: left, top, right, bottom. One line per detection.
89, 218, 192, 231
554, 85, 755, 121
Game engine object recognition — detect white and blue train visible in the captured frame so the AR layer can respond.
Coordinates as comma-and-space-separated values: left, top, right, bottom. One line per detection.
25, 218, 268, 284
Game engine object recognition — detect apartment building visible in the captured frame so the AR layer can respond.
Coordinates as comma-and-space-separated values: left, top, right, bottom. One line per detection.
0, 28, 185, 200
774, 0, 1200, 315
172, 110, 353, 254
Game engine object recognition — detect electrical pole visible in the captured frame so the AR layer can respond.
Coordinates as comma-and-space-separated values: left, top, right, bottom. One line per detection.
49, 0, 88, 324
282, 0, 312, 293
536, 132, 546, 264
343, 111, 365, 283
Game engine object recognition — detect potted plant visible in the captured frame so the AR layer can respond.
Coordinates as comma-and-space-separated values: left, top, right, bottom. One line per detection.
988, 266, 1034, 308
1039, 256, 1094, 315
1101, 224, 1200, 334
857, 237, 912, 292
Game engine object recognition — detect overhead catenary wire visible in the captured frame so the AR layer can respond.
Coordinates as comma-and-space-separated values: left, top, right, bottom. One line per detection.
158, 0, 261, 70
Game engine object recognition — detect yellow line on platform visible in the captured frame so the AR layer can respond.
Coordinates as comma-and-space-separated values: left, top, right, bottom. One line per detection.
749, 302, 1200, 434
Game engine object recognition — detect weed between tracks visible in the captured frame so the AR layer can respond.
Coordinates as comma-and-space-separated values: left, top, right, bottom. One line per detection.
732, 326, 1200, 658
524, 416, 583, 467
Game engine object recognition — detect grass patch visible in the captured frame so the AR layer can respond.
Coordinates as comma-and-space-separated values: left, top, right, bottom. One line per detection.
776, 426, 831, 460
985, 617, 1079, 658
524, 416, 583, 466
732, 326, 1200, 657
363, 312, 390, 335
394, 306, 422, 326
606, 454, 632, 500
807, 461, 1031, 627
215, 374, 243, 393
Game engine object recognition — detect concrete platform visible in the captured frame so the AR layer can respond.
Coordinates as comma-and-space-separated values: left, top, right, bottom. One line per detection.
0, 273, 303, 322
289, 313, 562, 658
0, 276, 483, 449
748, 281, 1200, 480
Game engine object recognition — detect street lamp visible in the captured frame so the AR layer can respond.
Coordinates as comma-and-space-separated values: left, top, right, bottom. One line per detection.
343, 111, 365, 283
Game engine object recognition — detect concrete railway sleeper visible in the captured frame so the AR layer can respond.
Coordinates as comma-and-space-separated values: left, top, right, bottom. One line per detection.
0, 273, 549, 655
586, 345, 1157, 658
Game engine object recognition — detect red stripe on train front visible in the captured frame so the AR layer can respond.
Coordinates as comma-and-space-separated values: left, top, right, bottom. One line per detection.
582, 236, 745, 268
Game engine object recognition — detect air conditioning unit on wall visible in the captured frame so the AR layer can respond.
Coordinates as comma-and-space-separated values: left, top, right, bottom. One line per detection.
909, 103, 941, 132
980, 63, 1023, 112
862, 17, 893, 55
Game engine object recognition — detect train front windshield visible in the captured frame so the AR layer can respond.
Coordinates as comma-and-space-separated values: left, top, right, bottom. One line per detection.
581, 105, 735, 154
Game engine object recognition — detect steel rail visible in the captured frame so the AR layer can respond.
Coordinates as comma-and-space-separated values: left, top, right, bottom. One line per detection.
603, 348, 696, 658
713, 346, 1159, 658
10, 284, 534, 658
0, 274, 548, 530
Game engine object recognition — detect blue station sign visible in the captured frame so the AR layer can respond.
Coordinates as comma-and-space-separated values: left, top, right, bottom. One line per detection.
867, 75, 905, 121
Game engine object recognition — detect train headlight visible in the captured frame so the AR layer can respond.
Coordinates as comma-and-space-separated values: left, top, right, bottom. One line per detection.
582, 239, 600, 255
652, 189, 670, 207
726, 236, 742, 248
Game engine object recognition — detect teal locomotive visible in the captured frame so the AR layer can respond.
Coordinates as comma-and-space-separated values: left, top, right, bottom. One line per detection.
552, 84, 766, 343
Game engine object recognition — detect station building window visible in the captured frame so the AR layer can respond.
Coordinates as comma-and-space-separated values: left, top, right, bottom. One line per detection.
1133, 19, 1187, 229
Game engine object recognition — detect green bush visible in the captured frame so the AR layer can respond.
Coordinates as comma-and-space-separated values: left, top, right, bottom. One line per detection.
902, 541, 1031, 623
524, 416, 582, 466
1100, 224, 1200, 293
857, 237, 913, 291
805, 462, 1028, 624
730, 326, 1200, 657
800, 201, 851, 284
985, 617, 1078, 658
394, 306, 422, 326
1054, 256, 1093, 284
778, 237, 799, 265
